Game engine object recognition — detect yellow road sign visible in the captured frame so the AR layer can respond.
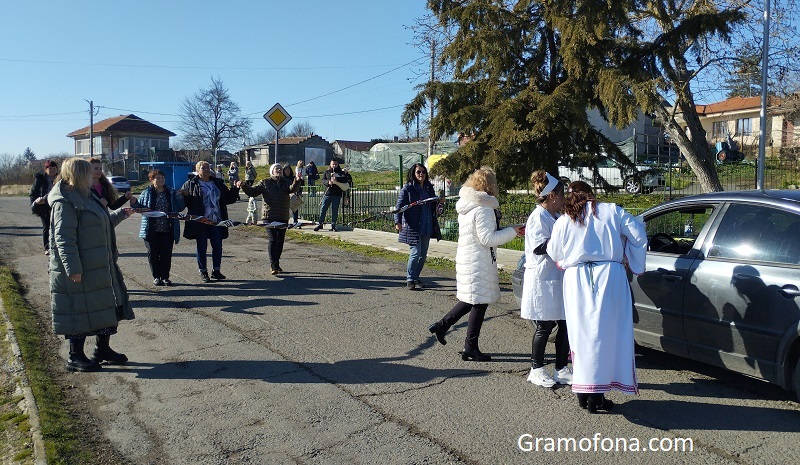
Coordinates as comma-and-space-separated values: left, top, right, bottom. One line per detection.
264, 103, 292, 131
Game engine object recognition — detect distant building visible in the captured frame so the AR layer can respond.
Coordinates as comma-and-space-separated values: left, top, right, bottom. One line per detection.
66, 114, 176, 176
694, 95, 800, 156
239, 134, 334, 167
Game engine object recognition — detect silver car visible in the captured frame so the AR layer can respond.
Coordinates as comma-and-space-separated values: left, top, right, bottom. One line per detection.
109, 176, 131, 193
512, 190, 800, 401
558, 155, 665, 194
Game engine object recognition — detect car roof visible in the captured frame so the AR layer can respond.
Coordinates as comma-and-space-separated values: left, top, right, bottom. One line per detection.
643, 190, 800, 214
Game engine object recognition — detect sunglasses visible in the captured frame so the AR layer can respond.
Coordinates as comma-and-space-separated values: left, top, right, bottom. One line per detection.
415, 170, 427, 174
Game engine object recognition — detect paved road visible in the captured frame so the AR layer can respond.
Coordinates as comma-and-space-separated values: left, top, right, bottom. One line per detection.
1, 196, 799, 464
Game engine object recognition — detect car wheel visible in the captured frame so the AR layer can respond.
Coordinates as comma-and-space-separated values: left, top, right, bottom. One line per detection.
794, 356, 800, 403
624, 177, 642, 194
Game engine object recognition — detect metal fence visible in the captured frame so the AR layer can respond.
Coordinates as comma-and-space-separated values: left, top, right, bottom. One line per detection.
295, 158, 800, 253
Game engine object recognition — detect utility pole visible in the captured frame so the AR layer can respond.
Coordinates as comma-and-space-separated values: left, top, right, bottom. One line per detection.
427, 38, 435, 158
757, 0, 770, 190
85, 100, 94, 158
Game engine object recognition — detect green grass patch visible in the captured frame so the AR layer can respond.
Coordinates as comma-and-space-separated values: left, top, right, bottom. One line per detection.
0, 266, 93, 464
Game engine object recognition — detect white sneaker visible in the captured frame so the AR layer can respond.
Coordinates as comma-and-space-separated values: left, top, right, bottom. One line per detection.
526, 367, 556, 387
553, 366, 573, 385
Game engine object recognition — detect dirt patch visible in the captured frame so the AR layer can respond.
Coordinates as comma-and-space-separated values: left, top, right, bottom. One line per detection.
0, 186, 29, 196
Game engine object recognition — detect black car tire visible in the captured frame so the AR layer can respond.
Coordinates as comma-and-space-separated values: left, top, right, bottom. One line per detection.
624, 177, 643, 194
794, 356, 800, 403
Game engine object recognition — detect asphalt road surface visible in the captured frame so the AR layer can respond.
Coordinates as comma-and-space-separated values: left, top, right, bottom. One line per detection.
1, 195, 799, 464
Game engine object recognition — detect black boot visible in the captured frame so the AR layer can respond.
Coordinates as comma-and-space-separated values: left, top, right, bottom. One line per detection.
586, 394, 613, 414
459, 348, 491, 361
577, 393, 589, 409
92, 335, 128, 365
428, 321, 448, 345
67, 337, 101, 372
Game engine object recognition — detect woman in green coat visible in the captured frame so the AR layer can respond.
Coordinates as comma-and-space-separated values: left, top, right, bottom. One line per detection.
48, 158, 135, 372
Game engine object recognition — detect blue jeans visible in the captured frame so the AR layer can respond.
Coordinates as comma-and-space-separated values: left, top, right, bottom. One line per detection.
407, 236, 431, 282
195, 224, 224, 272
317, 195, 341, 227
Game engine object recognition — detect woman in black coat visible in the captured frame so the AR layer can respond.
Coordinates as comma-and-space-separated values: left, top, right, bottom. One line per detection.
181, 161, 239, 283
394, 163, 442, 290
237, 163, 301, 274
29, 159, 59, 254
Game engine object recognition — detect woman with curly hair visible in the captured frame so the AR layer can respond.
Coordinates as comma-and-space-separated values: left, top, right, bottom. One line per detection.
428, 167, 523, 361
547, 181, 647, 413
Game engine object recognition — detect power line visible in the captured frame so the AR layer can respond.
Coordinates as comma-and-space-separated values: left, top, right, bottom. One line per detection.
0, 57, 415, 71
0, 110, 86, 118
282, 58, 423, 108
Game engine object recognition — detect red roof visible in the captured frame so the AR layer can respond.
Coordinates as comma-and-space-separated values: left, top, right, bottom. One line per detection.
67, 114, 176, 138
695, 96, 776, 115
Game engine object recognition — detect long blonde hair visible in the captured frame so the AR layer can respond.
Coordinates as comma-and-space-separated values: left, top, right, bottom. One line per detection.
60, 158, 93, 195
463, 166, 499, 197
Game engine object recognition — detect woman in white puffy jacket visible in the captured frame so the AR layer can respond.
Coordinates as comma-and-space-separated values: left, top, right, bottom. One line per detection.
428, 167, 523, 361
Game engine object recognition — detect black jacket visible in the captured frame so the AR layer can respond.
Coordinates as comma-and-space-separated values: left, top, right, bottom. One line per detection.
322, 168, 351, 197
180, 175, 239, 240
240, 176, 301, 222
29, 173, 54, 216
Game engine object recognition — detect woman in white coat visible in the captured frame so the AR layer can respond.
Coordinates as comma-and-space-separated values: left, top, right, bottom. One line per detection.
547, 181, 647, 413
428, 167, 523, 361
521, 171, 571, 387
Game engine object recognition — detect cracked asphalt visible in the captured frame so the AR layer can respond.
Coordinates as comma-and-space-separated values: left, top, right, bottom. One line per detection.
1, 195, 799, 464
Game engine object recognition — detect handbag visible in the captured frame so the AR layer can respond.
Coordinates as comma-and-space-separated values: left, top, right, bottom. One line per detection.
289, 193, 304, 211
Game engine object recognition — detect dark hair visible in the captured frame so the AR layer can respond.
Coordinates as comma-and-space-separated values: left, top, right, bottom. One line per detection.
406, 163, 432, 186
89, 157, 119, 204
283, 165, 294, 177
564, 181, 597, 226
44, 160, 58, 168
148, 169, 166, 181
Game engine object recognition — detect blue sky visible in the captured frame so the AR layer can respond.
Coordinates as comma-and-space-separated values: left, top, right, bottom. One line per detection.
0, 0, 431, 157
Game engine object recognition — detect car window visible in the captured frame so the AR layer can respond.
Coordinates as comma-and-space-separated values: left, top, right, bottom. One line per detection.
597, 157, 615, 168
645, 205, 715, 254
709, 203, 800, 265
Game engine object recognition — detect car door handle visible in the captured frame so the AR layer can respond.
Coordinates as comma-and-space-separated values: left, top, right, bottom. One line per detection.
663, 272, 683, 282
779, 285, 800, 297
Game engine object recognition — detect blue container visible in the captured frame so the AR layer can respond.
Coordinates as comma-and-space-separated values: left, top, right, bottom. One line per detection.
140, 162, 194, 190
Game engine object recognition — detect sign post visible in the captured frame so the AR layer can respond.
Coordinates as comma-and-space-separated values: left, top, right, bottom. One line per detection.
264, 103, 292, 165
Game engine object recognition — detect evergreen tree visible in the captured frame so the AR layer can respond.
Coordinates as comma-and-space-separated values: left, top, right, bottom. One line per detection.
723, 53, 762, 99
22, 147, 36, 162
404, 0, 623, 190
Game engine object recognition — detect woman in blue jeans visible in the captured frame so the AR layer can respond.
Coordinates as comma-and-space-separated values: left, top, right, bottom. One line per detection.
394, 163, 442, 290
181, 161, 239, 283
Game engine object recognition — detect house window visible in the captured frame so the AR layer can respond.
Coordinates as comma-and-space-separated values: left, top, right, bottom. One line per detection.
736, 118, 752, 135
119, 138, 128, 154
76, 139, 89, 155
712, 121, 727, 139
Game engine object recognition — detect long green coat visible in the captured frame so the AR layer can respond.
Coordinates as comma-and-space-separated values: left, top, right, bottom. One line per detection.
47, 181, 134, 335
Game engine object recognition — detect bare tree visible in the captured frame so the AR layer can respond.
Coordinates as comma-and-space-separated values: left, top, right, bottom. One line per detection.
245, 128, 277, 145
285, 121, 315, 138
406, 13, 453, 155
178, 77, 251, 162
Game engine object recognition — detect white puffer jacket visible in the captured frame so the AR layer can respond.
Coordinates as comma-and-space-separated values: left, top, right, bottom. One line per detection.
455, 186, 519, 304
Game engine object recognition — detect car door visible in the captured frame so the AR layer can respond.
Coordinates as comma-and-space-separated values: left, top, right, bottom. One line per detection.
686, 202, 800, 384
632, 203, 719, 357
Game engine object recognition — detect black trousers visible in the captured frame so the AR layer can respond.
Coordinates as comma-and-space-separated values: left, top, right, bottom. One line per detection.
145, 232, 174, 279
439, 300, 489, 351
39, 212, 50, 251
530, 320, 570, 369
267, 227, 287, 268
